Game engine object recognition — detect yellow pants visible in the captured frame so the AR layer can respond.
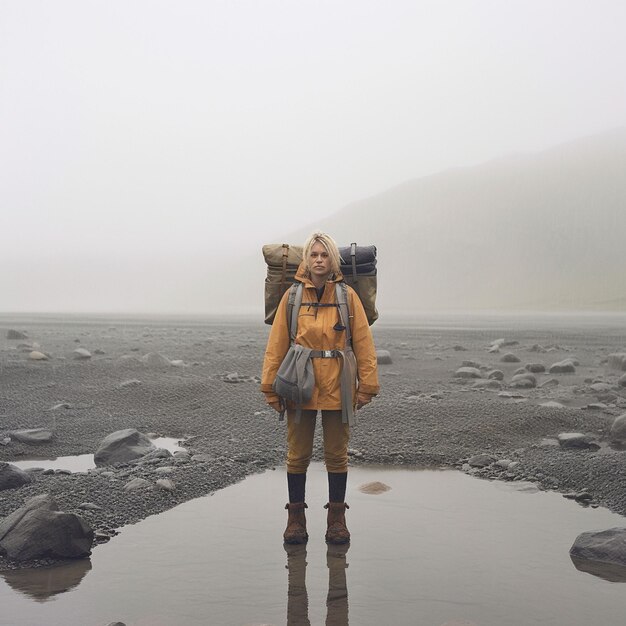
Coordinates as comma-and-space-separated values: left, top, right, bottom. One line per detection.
286, 409, 350, 474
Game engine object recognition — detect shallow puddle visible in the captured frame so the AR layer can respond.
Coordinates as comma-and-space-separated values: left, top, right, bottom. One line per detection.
10, 437, 184, 473
1, 464, 626, 626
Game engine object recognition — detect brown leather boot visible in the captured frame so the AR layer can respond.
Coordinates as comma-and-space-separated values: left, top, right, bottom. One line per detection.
324, 502, 350, 544
284, 502, 309, 544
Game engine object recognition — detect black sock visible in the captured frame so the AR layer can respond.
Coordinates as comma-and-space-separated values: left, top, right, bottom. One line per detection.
287, 472, 307, 503
328, 472, 347, 503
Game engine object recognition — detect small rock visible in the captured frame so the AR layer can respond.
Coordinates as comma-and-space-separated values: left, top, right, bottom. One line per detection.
540, 401, 565, 408
471, 379, 502, 390
376, 350, 393, 364
618, 374, 626, 388
118, 379, 142, 389
141, 352, 171, 368
525, 363, 546, 373
495, 459, 513, 469
510, 373, 537, 388
452, 345, 467, 352
9, 428, 54, 444
500, 353, 521, 363
498, 391, 526, 399
468, 453, 495, 468
549, 360, 576, 374
78, 502, 102, 510
454, 367, 482, 379
156, 478, 176, 491
461, 360, 482, 369
124, 478, 152, 491
557, 433, 599, 450
487, 369, 504, 381
609, 413, 626, 446
73, 348, 92, 359
94, 428, 156, 466
192, 453, 212, 462
0, 462, 32, 490
7, 329, 28, 340
28, 351, 49, 361
538, 378, 559, 388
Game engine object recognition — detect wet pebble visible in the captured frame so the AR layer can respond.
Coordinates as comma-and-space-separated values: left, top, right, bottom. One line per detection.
468, 453, 495, 468
557, 433, 599, 450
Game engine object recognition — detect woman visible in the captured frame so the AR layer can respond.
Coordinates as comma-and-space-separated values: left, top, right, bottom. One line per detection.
261, 232, 379, 544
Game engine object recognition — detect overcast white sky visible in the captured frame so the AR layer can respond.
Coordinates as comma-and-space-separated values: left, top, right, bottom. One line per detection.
1, 0, 626, 312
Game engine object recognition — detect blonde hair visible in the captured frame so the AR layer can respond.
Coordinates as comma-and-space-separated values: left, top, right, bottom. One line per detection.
303, 232, 342, 276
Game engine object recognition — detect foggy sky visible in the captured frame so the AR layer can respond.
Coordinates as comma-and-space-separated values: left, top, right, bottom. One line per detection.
2, 0, 626, 313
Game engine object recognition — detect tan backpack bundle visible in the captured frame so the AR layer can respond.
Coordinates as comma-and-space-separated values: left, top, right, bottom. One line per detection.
262, 243, 378, 326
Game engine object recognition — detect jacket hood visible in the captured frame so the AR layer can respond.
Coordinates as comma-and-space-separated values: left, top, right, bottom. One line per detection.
294, 261, 344, 287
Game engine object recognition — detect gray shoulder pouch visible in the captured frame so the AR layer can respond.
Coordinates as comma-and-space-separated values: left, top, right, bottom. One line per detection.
272, 344, 315, 421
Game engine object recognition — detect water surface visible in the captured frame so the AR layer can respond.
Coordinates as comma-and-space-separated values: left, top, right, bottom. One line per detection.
1, 464, 625, 626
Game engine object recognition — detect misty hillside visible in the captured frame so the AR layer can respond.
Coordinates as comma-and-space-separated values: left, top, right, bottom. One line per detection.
288, 128, 626, 312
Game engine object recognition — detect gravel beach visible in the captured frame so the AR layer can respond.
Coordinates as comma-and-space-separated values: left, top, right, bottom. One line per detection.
1, 313, 626, 570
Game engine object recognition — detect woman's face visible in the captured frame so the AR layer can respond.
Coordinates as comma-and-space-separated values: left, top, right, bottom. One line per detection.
308, 241, 332, 280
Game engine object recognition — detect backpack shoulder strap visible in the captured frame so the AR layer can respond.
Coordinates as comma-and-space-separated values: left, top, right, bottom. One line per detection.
287, 283, 303, 343
335, 282, 352, 349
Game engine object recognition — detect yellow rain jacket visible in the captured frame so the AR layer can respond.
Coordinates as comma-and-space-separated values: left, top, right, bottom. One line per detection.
261, 262, 380, 410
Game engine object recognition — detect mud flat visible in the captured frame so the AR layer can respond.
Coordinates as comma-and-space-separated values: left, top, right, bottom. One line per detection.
1, 312, 626, 570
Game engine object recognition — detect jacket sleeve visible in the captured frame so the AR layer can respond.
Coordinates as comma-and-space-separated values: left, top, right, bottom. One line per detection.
261, 289, 292, 403
348, 287, 380, 396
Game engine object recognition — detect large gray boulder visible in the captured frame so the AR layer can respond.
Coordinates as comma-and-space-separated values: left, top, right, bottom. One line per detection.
0, 463, 31, 491
94, 428, 156, 466
570, 527, 626, 581
9, 428, 54, 444
0, 494, 93, 560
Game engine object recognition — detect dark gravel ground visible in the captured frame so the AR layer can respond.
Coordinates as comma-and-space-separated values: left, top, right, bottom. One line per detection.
1, 314, 625, 570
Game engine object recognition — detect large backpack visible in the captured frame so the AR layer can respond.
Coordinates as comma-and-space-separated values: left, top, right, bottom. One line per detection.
262, 243, 378, 326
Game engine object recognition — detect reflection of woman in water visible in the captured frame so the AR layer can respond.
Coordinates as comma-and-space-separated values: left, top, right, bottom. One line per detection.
262, 232, 379, 544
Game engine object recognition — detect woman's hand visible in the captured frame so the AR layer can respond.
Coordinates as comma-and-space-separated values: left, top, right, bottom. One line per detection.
268, 400, 283, 413
356, 392, 372, 410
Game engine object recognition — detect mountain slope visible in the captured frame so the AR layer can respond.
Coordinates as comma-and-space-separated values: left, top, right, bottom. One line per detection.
289, 128, 626, 311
